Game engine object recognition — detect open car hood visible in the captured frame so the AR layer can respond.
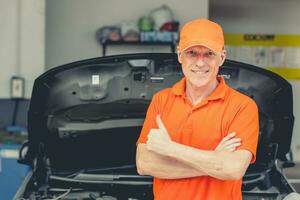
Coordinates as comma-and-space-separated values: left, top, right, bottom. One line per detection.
26, 53, 294, 171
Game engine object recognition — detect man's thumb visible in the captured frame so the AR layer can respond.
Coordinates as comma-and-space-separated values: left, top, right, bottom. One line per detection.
156, 115, 168, 133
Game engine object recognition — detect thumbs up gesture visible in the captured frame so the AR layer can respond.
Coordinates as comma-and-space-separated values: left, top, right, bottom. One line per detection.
146, 115, 173, 156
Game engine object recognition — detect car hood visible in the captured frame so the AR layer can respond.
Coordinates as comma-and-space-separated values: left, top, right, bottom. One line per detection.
26, 53, 294, 172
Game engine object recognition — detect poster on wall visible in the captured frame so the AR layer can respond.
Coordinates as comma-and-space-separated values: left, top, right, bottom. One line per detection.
235, 46, 253, 65
285, 47, 300, 68
253, 46, 268, 68
269, 47, 285, 67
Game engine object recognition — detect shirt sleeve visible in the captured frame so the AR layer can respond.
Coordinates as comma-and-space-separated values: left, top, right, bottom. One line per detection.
136, 94, 159, 145
228, 99, 259, 163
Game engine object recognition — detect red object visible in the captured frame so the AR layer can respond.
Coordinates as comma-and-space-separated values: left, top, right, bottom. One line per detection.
160, 21, 179, 31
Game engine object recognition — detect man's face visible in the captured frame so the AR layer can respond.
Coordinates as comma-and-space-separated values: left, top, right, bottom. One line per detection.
178, 45, 226, 88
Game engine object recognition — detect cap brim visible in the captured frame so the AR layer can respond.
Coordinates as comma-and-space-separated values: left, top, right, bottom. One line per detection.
179, 39, 223, 53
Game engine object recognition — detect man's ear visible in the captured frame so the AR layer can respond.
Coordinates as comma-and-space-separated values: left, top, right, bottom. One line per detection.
177, 47, 182, 64
219, 49, 226, 66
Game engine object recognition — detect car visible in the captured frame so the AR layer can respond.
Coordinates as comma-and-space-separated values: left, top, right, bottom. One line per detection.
14, 53, 300, 200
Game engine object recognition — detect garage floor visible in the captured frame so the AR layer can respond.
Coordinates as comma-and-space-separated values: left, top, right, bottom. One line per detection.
283, 162, 300, 192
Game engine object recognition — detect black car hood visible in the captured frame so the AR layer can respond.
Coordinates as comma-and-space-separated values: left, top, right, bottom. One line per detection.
26, 53, 294, 171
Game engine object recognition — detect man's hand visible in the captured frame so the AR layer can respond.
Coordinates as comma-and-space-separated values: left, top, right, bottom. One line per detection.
146, 115, 173, 156
215, 132, 241, 152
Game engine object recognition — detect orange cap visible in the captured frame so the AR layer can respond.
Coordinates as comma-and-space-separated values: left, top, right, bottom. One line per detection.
178, 19, 224, 53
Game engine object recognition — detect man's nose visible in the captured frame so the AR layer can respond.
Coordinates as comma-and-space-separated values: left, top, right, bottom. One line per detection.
195, 55, 206, 66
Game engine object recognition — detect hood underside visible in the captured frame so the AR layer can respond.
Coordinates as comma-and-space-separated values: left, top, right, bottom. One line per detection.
26, 53, 294, 171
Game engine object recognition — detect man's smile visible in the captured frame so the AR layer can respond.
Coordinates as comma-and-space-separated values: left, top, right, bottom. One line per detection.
191, 68, 210, 75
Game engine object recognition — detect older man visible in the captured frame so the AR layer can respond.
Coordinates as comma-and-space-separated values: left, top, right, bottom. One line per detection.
136, 18, 259, 200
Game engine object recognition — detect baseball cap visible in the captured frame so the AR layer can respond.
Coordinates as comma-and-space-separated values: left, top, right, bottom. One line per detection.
178, 19, 224, 53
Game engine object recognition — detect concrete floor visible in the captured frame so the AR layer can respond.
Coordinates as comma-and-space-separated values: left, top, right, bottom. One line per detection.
283, 162, 300, 192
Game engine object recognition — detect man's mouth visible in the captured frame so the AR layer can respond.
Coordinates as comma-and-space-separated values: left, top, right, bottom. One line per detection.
191, 69, 209, 75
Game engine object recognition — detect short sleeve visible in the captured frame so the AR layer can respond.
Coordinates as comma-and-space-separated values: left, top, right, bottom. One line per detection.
228, 99, 259, 163
136, 94, 159, 144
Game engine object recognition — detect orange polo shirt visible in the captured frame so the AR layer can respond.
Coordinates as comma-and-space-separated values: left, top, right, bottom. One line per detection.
137, 76, 259, 200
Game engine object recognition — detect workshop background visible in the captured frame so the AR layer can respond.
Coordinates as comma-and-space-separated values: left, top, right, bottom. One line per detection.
1, 0, 300, 199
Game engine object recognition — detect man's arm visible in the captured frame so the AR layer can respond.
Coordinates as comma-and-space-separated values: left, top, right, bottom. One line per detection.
137, 131, 242, 179
165, 142, 252, 180
136, 143, 205, 179
145, 115, 252, 180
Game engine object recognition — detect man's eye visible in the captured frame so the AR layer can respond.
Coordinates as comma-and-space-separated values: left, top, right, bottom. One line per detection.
204, 51, 216, 58
186, 51, 196, 56
207, 51, 216, 56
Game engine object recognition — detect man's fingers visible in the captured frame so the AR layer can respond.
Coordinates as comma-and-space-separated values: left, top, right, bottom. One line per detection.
223, 138, 241, 146
219, 132, 236, 144
226, 142, 241, 148
223, 142, 241, 151
233, 142, 241, 147
223, 132, 236, 141
228, 147, 236, 152
156, 115, 168, 134
218, 132, 236, 147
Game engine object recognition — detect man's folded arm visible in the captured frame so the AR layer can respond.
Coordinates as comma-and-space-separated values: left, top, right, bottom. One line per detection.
136, 143, 206, 179
165, 141, 253, 180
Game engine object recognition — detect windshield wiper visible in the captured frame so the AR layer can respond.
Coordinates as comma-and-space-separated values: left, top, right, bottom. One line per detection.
57, 118, 144, 138
64, 164, 138, 178
73, 174, 152, 181
50, 174, 153, 185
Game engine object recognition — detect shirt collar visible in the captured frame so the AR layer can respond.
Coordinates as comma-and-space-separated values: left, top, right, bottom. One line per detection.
171, 76, 228, 101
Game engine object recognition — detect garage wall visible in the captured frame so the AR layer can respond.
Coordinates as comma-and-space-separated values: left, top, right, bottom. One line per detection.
0, 0, 45, 98
45, 0, 208, 69
210, 0, 300, 162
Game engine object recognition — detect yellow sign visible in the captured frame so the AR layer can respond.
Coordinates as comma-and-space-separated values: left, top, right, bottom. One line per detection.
225, 34, 300, 47
224, 34, 300, 80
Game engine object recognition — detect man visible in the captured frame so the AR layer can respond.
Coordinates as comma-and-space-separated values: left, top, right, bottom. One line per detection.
136, 18, 259, 200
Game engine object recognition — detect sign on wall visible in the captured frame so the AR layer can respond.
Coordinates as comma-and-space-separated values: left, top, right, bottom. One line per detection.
225, 34, 300, 80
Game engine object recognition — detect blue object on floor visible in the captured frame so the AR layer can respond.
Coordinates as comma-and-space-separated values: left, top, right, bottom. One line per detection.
0, 143, 30, 200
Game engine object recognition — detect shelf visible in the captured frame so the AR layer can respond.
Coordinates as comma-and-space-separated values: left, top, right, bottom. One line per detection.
101, 40, 177, 56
